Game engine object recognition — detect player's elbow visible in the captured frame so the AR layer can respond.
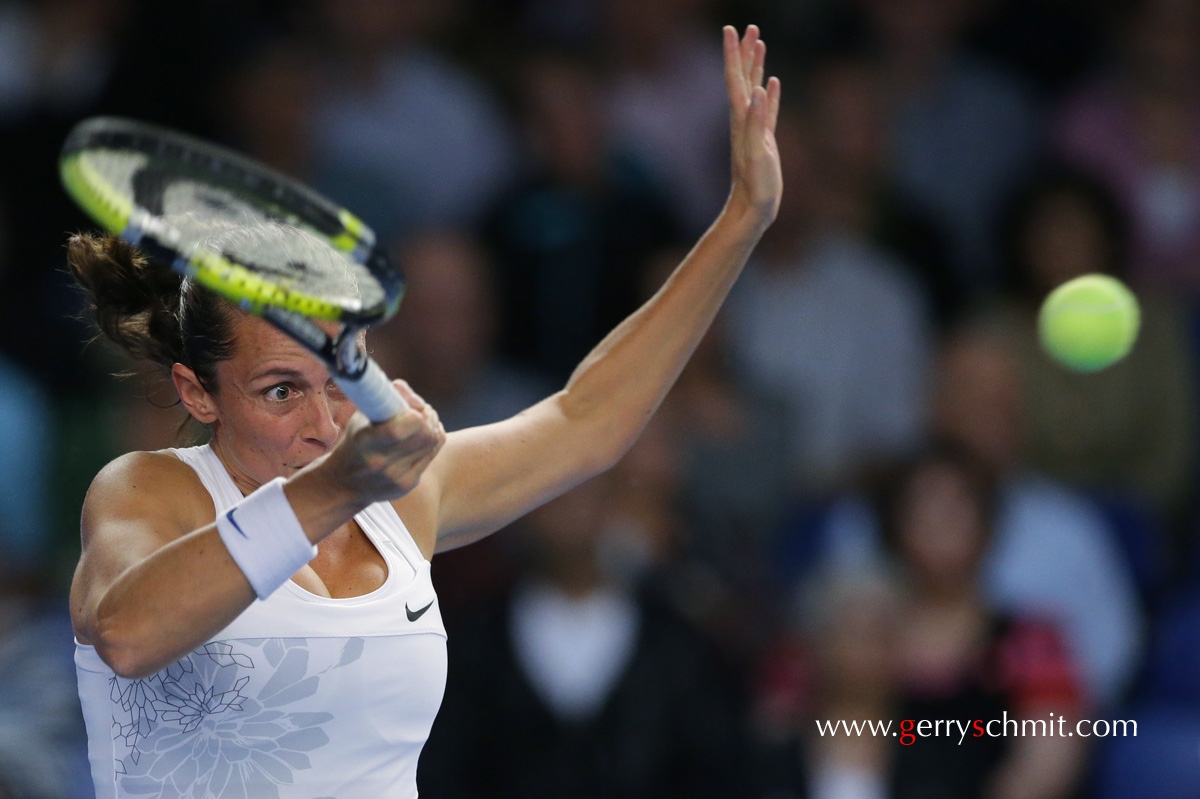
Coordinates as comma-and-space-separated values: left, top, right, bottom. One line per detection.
591, 413, 655, 474
91, 604, 164, 680
554, 391, 648, 475
103, 650, 159, 681
94, 633, 159, 680
593, 433, 637, 474
567, 418, 635, 478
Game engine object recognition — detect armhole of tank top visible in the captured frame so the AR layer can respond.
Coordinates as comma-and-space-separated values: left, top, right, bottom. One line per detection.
163, 444, 240, 516
361, 501, 429, 568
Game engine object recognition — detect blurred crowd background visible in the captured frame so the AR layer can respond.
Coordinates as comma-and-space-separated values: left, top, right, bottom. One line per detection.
0, 0, 1199, 796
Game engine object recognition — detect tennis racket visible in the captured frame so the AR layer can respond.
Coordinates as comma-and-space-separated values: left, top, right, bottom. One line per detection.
59, 116, 408, 422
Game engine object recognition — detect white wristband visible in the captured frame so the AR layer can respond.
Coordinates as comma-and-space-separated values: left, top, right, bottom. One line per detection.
216, 477, 318, 600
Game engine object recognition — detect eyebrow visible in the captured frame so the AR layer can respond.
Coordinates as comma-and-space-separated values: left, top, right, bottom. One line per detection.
248, 367, 308, 384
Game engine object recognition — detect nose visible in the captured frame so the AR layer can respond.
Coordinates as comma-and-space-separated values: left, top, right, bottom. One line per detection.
302, 388, 343, 448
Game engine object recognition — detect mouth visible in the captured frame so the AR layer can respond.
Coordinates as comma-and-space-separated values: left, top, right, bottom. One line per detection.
286, 453, 330, 473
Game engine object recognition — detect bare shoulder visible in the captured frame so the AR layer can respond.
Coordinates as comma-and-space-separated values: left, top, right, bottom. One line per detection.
73, 450, 215, 643
82, 450, 214, 543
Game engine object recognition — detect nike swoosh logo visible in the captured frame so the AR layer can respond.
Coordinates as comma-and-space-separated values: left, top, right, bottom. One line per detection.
226, 508, 249, 538
406, 599, 435, 622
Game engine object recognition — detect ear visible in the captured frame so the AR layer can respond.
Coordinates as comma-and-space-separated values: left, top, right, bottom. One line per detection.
171, 363, 218, 424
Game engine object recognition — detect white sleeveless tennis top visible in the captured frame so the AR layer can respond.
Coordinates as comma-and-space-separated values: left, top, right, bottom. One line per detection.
75, 444, 448, 799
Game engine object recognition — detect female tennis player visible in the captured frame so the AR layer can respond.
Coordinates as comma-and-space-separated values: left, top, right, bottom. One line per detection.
69, 25, 780, 798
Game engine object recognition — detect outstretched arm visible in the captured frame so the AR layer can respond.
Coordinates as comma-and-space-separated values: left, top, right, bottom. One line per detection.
413, 25, 782, 552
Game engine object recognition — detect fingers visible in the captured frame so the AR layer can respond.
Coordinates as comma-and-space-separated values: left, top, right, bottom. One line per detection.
723, 25, 746, 111
392, 379, 428, 413
389, 381, 442, 446
386, 402, 445, 494
724, 25, 771, 116
328, 380, 446, 502
741, 26, 759, 87
767, 75, 781, 134
751, 39, 765, 91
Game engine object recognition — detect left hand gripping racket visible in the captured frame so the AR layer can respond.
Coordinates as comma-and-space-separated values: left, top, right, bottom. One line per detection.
60, 117, 408, 422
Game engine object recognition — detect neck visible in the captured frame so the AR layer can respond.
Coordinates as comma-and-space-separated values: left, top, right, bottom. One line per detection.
209, 434, 263, 497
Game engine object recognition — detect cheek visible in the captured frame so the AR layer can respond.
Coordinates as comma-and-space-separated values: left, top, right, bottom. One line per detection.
332, 396, 358, 427
224, 397, 303, 448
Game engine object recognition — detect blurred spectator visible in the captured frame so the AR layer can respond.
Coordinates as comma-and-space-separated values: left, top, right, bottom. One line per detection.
880, 447, 1085, 799
666, 317, 794, 643
1053, 0, 1200, 293
726, 104, 932, 497
620, 246, 794, 648
0, 0, 129, 122
601, 0, 729, 233
933, 323, 1145, 706
859, 0, 1041, 293
820, 320, 1145, 708
597, 410, 686, 585
594, 401, 775, 659
306, 0, 518, 240
992, 167, 1197, 525
418, 475, 749, 798
219, 37, 324, 179
370, 230, 549, 431
484, 50, 680, 380
754, 569, 902, 799
758, 446, 1086, 799
802, 52, 958, 327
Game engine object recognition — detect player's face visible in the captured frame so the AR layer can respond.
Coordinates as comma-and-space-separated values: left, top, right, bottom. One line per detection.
208, 314, 357, 489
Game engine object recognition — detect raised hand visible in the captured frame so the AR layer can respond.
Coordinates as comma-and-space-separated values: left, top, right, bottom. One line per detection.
723, 25, 782, 227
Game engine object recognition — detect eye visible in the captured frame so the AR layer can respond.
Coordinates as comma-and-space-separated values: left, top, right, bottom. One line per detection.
264, 384, 295, 402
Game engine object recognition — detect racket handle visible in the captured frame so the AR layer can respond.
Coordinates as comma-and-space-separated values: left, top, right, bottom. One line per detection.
336, 358, 410, 423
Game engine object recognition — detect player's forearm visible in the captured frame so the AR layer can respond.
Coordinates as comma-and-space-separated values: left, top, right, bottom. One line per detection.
92, 525, 259, 678
91, 470, 364, 679
558, 198, 769, 467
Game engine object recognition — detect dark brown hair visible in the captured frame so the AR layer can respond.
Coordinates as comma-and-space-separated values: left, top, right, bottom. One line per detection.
999, 164, 1131, 301
66, 232, 236, 392
878, 440, 999, 558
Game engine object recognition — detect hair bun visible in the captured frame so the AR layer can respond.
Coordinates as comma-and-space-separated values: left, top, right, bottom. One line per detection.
67, 232, 184, 369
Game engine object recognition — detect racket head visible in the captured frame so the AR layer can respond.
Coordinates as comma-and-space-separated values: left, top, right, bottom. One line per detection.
59, 116, 405, 328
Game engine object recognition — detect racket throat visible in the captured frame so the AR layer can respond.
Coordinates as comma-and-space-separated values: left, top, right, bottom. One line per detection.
334, 323, 370, 380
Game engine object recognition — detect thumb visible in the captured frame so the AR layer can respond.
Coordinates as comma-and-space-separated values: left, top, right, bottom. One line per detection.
391, 379, 428, 412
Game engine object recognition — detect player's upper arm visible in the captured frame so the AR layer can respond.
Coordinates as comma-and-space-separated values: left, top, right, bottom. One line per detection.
417, 392, 616, 553
71, 451, 214, 645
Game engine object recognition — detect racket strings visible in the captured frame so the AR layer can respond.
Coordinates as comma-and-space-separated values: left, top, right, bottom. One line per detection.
79, 148, 385, 313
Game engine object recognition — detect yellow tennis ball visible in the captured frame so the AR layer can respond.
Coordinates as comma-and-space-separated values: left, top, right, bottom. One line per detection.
1038, 274, 1140, 372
